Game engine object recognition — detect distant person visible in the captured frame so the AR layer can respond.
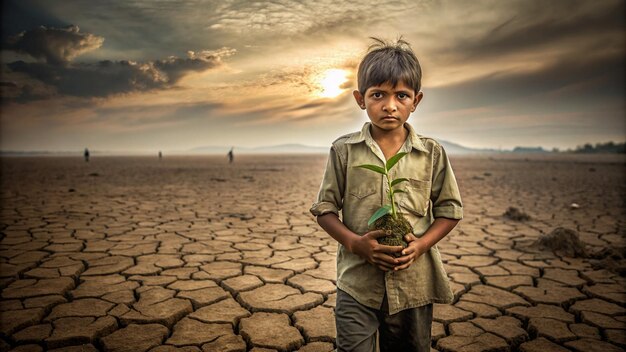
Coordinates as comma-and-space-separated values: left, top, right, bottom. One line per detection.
227, 147, 234, 163
310, 38, 463, 352
158, 150, 162, 160
84, 148, 90, 162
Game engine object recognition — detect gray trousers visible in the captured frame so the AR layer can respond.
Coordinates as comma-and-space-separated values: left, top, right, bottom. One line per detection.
335, 289, 433, 352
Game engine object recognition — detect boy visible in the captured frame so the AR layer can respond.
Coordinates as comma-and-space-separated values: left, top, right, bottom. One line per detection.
310, 38, 463, 352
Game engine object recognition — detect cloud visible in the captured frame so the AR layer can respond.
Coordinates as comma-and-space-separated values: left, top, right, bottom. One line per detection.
458, 0, 624, 59
4, 47, 236, 100
208, 0, 430, 35
4, 25, 104, 65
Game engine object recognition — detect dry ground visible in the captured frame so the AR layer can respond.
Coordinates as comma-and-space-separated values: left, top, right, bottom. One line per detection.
0, 153, 624, 351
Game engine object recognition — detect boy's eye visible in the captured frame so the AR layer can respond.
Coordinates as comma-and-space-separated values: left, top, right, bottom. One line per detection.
372, 92, 383, 98
397, 93, 409, 99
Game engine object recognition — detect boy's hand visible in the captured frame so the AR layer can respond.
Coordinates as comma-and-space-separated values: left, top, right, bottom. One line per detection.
349, 230, 404, 271
394, 233, 427, 271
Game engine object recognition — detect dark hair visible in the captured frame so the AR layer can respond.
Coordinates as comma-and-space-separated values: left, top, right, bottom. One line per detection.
357, 37, 422, 95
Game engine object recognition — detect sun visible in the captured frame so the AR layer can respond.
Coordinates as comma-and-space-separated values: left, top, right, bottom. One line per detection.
318, 69, 349, 98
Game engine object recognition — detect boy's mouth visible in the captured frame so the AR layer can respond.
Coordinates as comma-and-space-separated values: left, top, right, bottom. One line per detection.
383, 115, 398, 120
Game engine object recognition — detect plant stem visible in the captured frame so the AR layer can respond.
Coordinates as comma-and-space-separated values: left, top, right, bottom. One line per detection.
385, 171, 397, 220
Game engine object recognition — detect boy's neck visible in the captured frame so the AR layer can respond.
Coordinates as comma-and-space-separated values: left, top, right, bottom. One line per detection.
370, 123, 409, 145
369, 123, 409, 159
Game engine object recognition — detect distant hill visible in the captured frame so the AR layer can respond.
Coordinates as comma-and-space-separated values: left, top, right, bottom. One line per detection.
512, 146, 547, 153
189, 144, 327, 154
189, 140, 491, 155
438, 140, 498, 155
12, 140, 621, 156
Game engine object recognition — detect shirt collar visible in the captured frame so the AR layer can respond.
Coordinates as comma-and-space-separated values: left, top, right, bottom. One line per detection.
345, 122, 428, 153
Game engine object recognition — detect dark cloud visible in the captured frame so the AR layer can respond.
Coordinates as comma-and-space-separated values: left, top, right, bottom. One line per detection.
424, 49, 624, 116
4, 47, 236, 100
1, 0, 67, 39
450, 0, 624, 60
5, 25, 104, 65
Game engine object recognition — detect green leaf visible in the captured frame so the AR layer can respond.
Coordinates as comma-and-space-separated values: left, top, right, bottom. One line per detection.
385, 152, 408, 171
390, 178, 409, 188
392, 189, 406, 194
367, 204, 392, 227
355, 164, 386, 175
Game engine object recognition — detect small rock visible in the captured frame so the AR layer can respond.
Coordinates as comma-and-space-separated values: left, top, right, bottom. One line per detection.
504, 207, 531, 221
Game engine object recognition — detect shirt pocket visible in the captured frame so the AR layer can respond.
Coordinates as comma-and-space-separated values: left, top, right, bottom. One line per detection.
348, 186, 377, 200
399, 178, 431, 217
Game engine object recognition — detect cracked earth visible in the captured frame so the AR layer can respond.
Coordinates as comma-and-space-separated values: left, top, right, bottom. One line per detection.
0, 154, 624, 352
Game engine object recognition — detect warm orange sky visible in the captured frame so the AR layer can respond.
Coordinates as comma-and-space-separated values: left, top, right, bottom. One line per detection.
1, 0, 624, 152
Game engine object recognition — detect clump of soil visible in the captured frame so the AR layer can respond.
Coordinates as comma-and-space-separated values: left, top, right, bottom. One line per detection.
532, 227, 587, 257
588, 247, 626, 275
370, 213, 410, 250
504, 207, 531, 221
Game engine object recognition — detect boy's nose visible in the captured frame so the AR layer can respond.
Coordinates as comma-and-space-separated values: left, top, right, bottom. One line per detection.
383, 100, 397, 112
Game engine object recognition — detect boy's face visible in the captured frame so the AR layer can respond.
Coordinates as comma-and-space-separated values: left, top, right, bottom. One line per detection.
353, 81, 423, 133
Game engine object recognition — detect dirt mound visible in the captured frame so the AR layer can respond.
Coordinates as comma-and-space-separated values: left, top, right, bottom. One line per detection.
530, 227, 626, 274
504, 207, 531, 221
532, 227, 587, 257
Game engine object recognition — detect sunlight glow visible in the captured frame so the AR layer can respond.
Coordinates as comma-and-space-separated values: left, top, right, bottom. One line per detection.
318, 69, 349, 98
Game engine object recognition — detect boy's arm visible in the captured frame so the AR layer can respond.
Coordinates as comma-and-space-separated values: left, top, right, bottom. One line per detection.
394, 217, 458, 270
317, 213, 403, 271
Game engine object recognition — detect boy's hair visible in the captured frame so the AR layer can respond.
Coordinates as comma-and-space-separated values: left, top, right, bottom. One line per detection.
357, 37, 422, 95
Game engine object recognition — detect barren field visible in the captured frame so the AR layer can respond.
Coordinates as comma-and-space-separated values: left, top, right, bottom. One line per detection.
0, 154, 624, 351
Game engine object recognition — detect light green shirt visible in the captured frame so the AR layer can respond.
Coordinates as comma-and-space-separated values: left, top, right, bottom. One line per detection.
310, 122, 463, 314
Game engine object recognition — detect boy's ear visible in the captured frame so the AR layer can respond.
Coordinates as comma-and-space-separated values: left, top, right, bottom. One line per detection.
353, 90, 366, 109
411, 91, 424, 112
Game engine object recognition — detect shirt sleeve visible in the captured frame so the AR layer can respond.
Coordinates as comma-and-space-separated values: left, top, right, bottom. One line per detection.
310, 146, 345, 217
430, 144, 463, 219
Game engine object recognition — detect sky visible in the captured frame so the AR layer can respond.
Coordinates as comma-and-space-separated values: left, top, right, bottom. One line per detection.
1, 0, 624, 152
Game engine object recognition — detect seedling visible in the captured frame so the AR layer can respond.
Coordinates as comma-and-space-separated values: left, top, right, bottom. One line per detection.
356, 151, 412, 248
